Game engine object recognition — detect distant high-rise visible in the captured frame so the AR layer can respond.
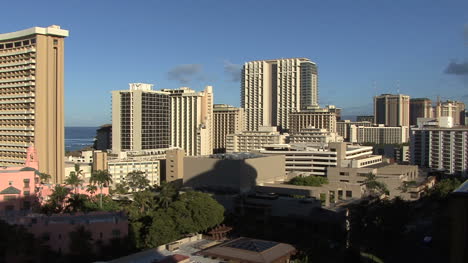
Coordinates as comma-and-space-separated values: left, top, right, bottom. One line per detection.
434, 100, 465, 126
112, 83, 170, 153
241, 58, 318, 131
410, 98, 432, 126
0, 25, 68, 183
213, 104, 244, 153
374, 94, 410, 127
162, 86, 213, 156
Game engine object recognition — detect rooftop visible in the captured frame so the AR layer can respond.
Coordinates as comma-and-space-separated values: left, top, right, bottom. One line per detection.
0, 25, 69, 41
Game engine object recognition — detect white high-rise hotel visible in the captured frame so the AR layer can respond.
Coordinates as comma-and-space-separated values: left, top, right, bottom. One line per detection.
241, 58, 318, 131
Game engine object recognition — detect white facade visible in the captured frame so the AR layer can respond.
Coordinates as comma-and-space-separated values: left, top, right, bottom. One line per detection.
286, 126, 343, 145
162, 86, 213, 156
108, 159, 161, 187
349, 125, 409, 144
241, 58, 318, 131
226, 126, 287, 153
410, 126, 468, 175
260, 142, 382, 177
213, 104, 244, 153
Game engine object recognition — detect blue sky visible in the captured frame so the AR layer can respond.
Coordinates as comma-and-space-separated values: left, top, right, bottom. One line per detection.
1, 0, 467, 126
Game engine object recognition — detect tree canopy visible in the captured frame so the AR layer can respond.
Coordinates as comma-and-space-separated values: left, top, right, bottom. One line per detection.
288, 175, 329, 187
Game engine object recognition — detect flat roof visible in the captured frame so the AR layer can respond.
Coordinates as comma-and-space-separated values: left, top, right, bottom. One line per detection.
0, 25, 69, 41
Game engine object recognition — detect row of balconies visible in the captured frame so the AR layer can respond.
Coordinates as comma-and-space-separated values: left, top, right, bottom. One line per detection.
0, 59, 35, 69
0, 65, 35, 73
0, 47, 36, 57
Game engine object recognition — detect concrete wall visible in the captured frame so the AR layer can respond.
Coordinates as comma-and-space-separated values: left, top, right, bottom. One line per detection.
183, 155, 285, 193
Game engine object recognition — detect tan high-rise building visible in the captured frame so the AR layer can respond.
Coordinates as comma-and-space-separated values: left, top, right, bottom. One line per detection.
112, 83, 170, 153
410, 98, 432, 126
288, 106, 337, 134
241, 58, 318, 131
374, 94, 410, 127
0, 25, 68, 183
434, 100, 466, 126
213, 104, 244, 153
161, 86, 213, 156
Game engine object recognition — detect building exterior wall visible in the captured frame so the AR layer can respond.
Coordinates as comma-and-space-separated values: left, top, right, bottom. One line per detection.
410, 127, 468, 175
286, 127, 343, 144
165, 148, 185, 183
93, 151, 108, 171
163, 86, 213, 156
434, 100, 466, 126
3, 212, 128, 254
410, 98, 432, 126
242, 58, 318, 131
356, 115, 374, 123
226, 128, 287, 153
288, 109, 336, 134
112, 83, 170, 153
260, 143, 380, 177
183, 154, 286, 193
95, 124, 112, 151
350, 125, 409, 144
108, 159, 161, 186
336, 120, 373, 141
374, 94, 410, 127
213, 104, 243, 153
0, 26, 68, 183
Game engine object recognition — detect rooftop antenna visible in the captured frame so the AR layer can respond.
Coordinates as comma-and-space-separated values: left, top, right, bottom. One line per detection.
396, 80, 400, 94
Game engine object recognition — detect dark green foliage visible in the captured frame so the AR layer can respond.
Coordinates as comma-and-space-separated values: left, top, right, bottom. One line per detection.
362, 173, 389, 196
428, 177, 462, 199
125, 171, 150, 192
288, 175, 329, 187
124, 183, 225, 249
90, 170, 113, 208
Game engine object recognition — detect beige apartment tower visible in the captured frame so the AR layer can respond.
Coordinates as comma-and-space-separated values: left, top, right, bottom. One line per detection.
112, 83, 170, 153
410, 98, 432, 126
213, 104, 244, 153
0, 26, 68, 183
434, 100, 466, 126
241, 58, 318, 132
161, 86, 213, 156
374, 94, 410, 127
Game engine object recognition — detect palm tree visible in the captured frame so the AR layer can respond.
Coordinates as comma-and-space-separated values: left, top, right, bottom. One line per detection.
133, 190, 155, 213
362, 173, 389, 197
49, 185, 70, 212
156, 182, 177, 208
90, 170, 113, 209
86, 184, 98, 195
65, 171, 84, 194
66, 194, 88, 212
39, 172, 51, 184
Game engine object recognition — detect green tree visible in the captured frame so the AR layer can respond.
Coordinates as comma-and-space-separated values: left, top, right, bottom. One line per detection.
47, 185, 71, 213
65, 194, 89, 213
288, 175, 329, 187
126, 171, 150, 192
144, 210, 179, 248
362, 173, 389, 196
156, 182, 178, 208
429, 177, 462, 199
39, 172, 51, 184
133, 190, 156, 213
65, 169, 84, 194
86, 184, 98, 195
90, 170, 113, 209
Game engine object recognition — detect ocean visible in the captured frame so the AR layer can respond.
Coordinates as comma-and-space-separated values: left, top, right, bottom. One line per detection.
65, 127, 97, 152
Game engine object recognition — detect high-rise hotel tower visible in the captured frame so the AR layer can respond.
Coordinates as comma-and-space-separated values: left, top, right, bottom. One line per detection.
0, 25, 68, 183
112, 83, 170, 153
241, 58, 318, 132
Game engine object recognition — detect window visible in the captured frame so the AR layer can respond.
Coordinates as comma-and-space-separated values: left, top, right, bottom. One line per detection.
24, 191, 30, 196
339, 172, 349, 176
58, 234, 62, 240
4, 195, 16, 201
346, 191, 352, 198
24, 179, 30, 188
340, 180, 349, 183
99, 232, 103, 239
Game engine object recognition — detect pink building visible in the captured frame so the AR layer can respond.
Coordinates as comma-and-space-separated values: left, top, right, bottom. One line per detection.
3, 211, 128, 254
0, 145, 110, 212
0, 146, 40, 212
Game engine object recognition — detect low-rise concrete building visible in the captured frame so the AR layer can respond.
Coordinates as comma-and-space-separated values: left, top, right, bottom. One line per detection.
108, 158, 161, 187
337, 120, 373, 141
260, 142, 382, 177
183, 153, 286, 193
